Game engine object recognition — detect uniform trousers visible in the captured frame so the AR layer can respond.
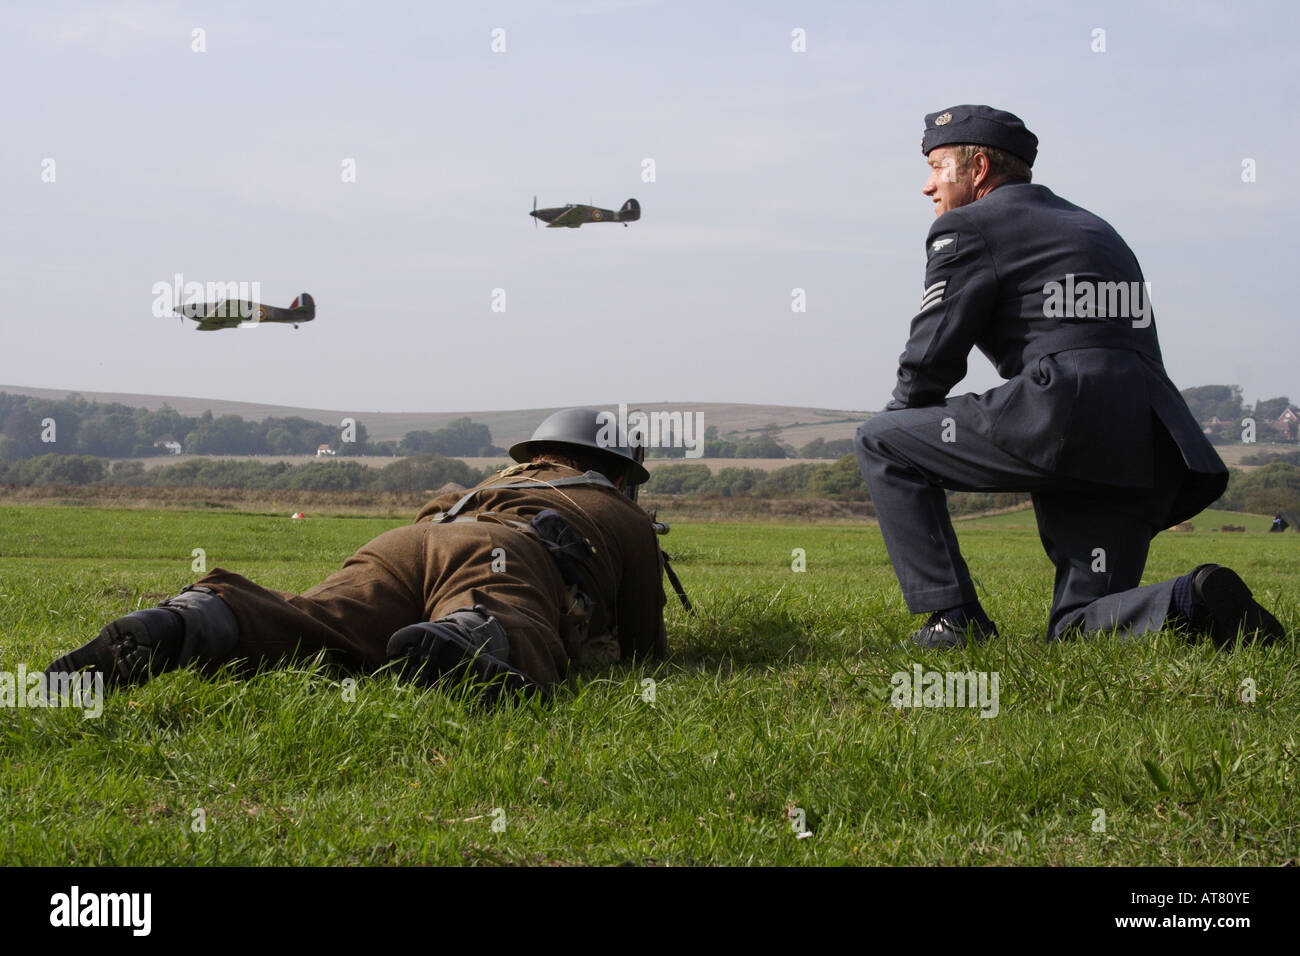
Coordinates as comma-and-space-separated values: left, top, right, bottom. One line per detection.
192, 520, 576, 684
856, 402, 1188, 639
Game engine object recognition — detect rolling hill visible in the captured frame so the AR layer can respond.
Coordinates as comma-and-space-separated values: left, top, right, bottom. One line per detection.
0, 384, 873, 449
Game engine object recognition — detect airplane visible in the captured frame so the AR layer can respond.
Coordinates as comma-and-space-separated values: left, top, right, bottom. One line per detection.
530, 196, 640, 228
174, 292, 316, 331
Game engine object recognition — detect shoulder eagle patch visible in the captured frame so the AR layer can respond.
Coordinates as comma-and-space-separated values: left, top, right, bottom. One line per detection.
928, 234, 957, 257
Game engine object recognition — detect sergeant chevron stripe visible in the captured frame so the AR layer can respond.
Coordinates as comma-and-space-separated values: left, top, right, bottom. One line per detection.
920, 280, 947, 310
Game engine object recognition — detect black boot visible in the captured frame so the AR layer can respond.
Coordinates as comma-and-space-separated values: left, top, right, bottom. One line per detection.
45, 586, 239, 688
386, 605, 542, 704
46, 607, 184, 687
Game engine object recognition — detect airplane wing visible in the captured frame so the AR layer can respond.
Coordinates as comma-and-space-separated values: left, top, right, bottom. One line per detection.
546, 205, 590, 228
195, 319, 234, 331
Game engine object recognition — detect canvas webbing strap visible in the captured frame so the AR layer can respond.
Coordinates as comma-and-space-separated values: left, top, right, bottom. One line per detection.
432, 471, 619, 523
430, 470, 695, 616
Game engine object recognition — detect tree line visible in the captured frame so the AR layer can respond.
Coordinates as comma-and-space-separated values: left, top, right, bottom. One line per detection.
0, 392, 503, 460
1179, 386, 1296, 443
642, 458, 1300, 515
647, 423, 857, 460
0, 453, 494, 493
7, 449, 1294, 517
3, 386, 1293, 466
1213, 463, 1300, 516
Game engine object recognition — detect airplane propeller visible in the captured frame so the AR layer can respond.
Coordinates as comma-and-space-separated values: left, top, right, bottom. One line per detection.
533, 195, 538, 228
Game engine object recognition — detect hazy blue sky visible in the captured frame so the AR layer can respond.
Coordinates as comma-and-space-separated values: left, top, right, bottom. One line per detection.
3, 0, 1296, 414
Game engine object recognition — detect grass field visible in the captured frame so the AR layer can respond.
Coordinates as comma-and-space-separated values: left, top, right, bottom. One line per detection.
0, 504, 1296, 865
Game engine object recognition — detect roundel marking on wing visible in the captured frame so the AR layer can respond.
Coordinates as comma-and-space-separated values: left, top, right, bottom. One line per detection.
592, 209, 602, 220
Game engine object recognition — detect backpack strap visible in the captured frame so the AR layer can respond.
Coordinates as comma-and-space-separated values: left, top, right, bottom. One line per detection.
432, 471, 618, 523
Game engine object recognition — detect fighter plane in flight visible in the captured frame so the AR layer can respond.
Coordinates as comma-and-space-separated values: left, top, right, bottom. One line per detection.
530, 196, 640, 228
174, 292, 316, 331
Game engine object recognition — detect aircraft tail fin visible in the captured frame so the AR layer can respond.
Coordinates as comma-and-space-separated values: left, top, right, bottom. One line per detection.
290, 292, 315, 318
619, 198, 641, 222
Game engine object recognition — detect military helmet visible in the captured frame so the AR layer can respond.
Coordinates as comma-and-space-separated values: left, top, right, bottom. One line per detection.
509, 407, 651, 485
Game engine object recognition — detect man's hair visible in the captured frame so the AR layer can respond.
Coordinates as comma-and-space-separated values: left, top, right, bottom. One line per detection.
533, 448, 629, 485
951, 143, 1032, 184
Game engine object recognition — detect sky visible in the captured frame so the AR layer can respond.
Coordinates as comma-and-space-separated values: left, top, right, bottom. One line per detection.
2, 0, 1296, 415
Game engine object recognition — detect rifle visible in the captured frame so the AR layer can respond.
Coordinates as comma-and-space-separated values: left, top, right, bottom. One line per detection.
623, 427, 694, 617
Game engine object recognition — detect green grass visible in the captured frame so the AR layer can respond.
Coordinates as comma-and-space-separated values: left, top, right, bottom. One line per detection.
968, 506, 1273, 532
0, 505, 1296, 865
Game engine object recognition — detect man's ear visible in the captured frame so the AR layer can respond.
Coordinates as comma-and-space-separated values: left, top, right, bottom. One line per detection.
971, 151, 1005, 197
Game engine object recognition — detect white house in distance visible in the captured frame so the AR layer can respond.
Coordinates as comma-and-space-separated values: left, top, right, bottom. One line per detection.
154, 435, 182, 455
316, 444, 336, 457
1277, 407, 1299, 441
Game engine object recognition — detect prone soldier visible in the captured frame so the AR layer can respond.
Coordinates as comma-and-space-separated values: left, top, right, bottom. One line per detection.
45, 408, 668, 701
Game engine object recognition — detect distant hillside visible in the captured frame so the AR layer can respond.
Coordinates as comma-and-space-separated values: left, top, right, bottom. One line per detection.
0, 384, 872, 448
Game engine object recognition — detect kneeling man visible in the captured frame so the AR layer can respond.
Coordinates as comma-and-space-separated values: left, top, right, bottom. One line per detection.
857, 105, 1284, 649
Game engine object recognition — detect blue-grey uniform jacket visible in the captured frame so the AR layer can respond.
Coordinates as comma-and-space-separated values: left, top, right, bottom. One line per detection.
889, 181, 1226, 526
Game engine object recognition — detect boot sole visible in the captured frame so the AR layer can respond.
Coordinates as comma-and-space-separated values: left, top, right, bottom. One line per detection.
44, 629, 117, 681
46, 615, 172, 686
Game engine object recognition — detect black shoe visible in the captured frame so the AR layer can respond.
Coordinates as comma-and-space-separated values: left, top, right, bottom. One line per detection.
909, 608, 999, 649
1187, 564, 1285, 648
45, 607, 185, 687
